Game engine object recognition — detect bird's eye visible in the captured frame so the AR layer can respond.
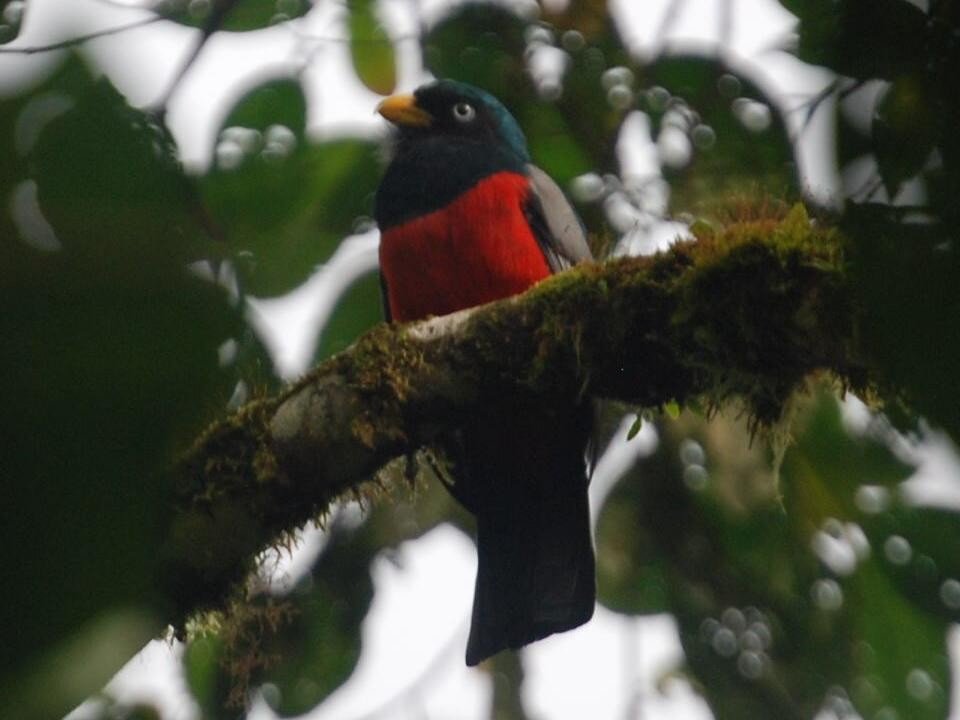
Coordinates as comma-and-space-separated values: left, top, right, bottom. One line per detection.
452, 102, 477, 123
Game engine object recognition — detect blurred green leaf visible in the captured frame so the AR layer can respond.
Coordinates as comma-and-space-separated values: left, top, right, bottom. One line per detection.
182, 524, 376, 717
597, 408, 837, 719
260, 523, 374, 716
777, 0, 927, 80
423, 4, 527, 103
161, 0, 311, 32
859, 506, 960, 623
775, 0, 840, 69
787, 396, 913, 516
0, 248, 238, 716
28, 66, 210, 263
184, 633, 231, 719
3, 609, 158, 720
219, 77, 307, 138
872, 75, 938, 196
202, 78, 381, 295
348, 0, 396, 95
845, 204, 960, 440
183, 475, 466, 718
780, 393, 951, 720
598, 392, 953, 719
643, 55, 797, 214
542, 0, 611, 42
847, 562, 950, 720
595, 479, 671, 615
259, 480, 472, 716
313, 269, 383, 362
0, 53, 85, 246
522, 102, 595, 184
1, 56, 241, 717
0, 0, 27, 44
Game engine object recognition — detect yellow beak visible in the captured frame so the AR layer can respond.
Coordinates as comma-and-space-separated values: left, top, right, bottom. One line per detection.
376, 94, 433, 128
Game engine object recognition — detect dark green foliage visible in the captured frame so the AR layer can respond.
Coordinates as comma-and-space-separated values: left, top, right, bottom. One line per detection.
185, 522, 374, 717
778, 0, 928, 80
313, 269, 383, 362
846, 205, 960, 439
0, 0, 26, 43
161, 0, 312, 32
598, 393, 954, 720
1, 57, 240, 717
348, 0, 396, 94
31, 77, 207, 261
4, 1, 960, 719
872, 76, 939, 196
201, 78, 382, 296
777, 0, 960, 439
779, 398, 952, 720
422, 4, 529, 110
182, 476, 464, 717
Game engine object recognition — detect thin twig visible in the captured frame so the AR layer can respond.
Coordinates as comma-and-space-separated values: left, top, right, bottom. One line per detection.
152, 0, 241, 115
788, 80, 837, 132
0, 15, 163, 54
848, 174, 885, 202
838, 80, 866, 101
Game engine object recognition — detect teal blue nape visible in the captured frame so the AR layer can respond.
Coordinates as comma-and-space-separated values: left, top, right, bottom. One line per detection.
415, 79, 531, 163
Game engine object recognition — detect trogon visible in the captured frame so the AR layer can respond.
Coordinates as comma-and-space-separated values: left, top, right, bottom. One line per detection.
374, 79, 595, 666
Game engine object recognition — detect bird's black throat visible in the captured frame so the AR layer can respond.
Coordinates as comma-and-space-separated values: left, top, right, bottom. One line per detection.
374, 133, 527, 230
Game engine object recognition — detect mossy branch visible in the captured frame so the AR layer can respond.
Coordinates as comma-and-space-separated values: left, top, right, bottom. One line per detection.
164, 205, 867, 626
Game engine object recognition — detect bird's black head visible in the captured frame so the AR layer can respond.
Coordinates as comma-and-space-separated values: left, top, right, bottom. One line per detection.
377, 79, 530, 164
374, 80, 531, 228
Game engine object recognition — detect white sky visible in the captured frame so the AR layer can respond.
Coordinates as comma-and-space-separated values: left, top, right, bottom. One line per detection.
7, 1, 957, 719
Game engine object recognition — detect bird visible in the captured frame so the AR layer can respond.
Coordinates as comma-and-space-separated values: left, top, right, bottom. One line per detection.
374, 79, 595, 666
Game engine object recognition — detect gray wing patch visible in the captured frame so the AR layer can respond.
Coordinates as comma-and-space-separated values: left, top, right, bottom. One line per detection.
525, 164, 592, 272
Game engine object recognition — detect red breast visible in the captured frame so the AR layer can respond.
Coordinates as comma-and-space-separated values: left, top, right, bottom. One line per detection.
379, 171, 551, 322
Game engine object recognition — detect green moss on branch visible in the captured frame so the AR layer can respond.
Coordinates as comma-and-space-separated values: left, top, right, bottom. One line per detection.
164, 204, 867, 628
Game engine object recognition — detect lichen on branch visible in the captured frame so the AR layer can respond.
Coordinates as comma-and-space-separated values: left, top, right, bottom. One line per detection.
164, 203, 867, 627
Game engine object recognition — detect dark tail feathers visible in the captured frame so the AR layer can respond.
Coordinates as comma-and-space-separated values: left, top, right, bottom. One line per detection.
446, 402, 595, 666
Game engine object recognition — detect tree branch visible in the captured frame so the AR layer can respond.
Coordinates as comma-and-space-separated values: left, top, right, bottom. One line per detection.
163, 204, 867, 626
0, 17, 164, 54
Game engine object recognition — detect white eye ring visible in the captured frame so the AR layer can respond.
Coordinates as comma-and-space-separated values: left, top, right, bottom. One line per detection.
452, 102, 476, 123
